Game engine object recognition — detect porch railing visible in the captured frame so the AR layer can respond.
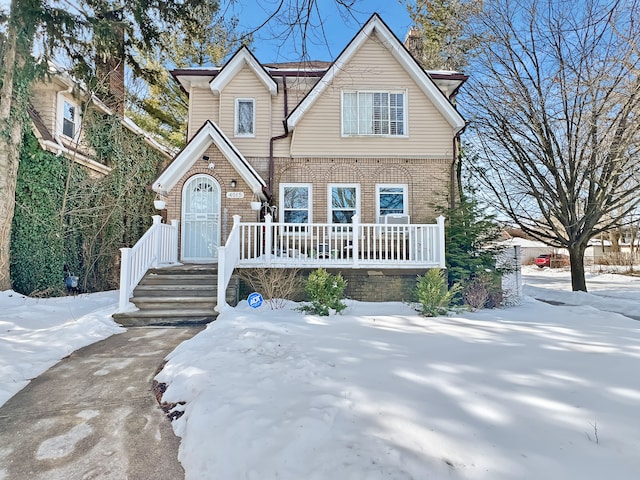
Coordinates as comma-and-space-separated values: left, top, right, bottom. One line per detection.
216, 214, 445, 310
118, 215, 179, 311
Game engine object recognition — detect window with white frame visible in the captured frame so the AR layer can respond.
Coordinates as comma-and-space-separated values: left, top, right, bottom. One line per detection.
342, 91, 405, 136
329, 184, 360, 226
62, 99, 78, 138
235, 98, 255, 137
280, 183, 312, 224
376, 184, 408, 221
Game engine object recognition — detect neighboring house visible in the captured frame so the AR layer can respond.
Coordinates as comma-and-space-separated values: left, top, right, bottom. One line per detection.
152, 13, 466, 266
28, 62, 173, 176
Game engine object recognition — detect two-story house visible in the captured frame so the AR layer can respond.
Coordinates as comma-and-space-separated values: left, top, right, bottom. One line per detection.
152, 13, 465, 262
116, 13, 467, 314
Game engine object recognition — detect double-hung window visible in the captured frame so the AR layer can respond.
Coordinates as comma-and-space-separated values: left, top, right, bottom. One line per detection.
376, 184, 408, 222
62, 100, 78, 138
280, 184, 311, 229
342, 90, 405, 136
329, 184, 359, 231
235, 98, 255, 137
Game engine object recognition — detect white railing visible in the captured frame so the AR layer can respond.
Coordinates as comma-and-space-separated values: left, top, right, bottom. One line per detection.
236, 214, 445, 268
216, 215, 242, 313
215, 214, 446, 310
118, 215, 179, 311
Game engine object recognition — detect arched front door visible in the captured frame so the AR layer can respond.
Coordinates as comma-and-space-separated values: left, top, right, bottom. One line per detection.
181, 175, 221, 263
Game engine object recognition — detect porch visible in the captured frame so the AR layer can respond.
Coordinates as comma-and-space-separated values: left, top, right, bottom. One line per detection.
117, 214, 446, 313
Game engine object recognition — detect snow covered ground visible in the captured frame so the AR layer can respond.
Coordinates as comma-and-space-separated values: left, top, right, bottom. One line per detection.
0, 290, 123, 407
1, 267, 639, 479
157, 267, 640, 479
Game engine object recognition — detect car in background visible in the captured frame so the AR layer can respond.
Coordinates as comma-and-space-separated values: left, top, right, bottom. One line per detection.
535, 253, 570, 268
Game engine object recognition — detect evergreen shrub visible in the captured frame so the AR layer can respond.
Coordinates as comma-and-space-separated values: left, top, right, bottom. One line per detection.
299, 268, 347, 316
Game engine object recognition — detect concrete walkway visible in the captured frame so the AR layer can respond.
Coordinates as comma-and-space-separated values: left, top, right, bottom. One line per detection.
0, 327, 202, 480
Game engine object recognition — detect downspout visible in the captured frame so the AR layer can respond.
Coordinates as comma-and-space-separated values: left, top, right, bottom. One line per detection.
268, 74, 289, 198
450, 122, 469, 210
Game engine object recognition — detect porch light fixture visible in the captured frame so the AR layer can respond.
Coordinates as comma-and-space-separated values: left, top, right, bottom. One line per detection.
230, 179, 237, 188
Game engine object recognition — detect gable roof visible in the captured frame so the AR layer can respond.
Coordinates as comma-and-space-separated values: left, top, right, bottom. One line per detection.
210, 47, 278, 96
153, 120, 267, 197
286, 13, 466, 133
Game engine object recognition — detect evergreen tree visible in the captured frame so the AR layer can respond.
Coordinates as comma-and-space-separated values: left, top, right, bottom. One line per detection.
405, 0, 483, 72
0, 0, 211, 290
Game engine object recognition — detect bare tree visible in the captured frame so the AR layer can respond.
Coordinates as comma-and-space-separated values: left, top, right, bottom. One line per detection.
467, 0, 640, 291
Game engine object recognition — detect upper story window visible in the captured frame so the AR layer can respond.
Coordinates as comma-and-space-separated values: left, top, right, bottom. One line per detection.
235, 98, 255, 137
62, 99, 78, 138
377, 184, 408, 221
280, 183, 312, 224
329, 184, 360, 225
342, 91, 406, 136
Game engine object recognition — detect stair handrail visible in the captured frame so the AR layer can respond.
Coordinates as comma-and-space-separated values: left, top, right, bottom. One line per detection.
118, 215, 179, 312
216, 214, 242, 312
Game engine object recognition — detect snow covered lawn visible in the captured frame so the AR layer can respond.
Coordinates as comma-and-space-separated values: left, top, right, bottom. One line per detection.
158, 268, 640, 479
0, 290, 123, 407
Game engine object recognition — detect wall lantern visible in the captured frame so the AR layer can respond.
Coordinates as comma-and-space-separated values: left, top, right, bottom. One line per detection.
230, 179, 237, 189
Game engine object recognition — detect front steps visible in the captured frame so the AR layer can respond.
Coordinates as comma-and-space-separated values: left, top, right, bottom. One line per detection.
113, 265, 239, 327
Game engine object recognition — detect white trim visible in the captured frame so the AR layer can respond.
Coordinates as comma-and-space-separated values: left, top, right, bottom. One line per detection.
56, 95, 81, 141
153, 121, 267, 198
234, 98, 255, 137
286, 14, 465, 133
341, 90, 408, 137
376, 183, 408, 221
210, 47, 277, 96
328, 183, 360, 225
279, 183, 313, 224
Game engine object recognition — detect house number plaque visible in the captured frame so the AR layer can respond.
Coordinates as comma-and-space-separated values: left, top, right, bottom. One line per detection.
226, 192, 245, 199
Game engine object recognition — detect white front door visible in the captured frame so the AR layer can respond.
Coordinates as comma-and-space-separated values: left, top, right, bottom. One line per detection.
182, 175, 221, 262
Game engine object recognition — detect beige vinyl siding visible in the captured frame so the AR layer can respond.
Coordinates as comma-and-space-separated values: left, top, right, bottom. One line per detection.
290, 35, 456, 158
217, 66, 272, 157
271, 76, 319, 157
31, 84, 58, 134
188, 87, 218, 140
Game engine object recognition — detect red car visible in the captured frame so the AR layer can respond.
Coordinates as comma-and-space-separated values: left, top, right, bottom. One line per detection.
535, 253, 570, 268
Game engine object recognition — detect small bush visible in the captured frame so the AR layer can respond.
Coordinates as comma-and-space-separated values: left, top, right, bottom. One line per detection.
299, 268, 347, 316
416, 269, 462, 317
463, 272, 503, 310
237, 268, 302, 309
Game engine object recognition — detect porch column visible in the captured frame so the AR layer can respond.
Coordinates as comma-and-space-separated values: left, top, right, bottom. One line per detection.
170, 219, 179, 264
351, 215, 360, 268
437, 215, 446, 268
151, 215, 162, 268
264, 214, 273, 266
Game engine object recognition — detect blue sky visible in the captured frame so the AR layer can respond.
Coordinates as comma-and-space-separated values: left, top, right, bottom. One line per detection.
229, 1, 414, 62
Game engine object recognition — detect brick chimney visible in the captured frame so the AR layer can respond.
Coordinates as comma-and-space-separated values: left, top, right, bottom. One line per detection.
95, 10, 125, 115
404, 27, 424, 62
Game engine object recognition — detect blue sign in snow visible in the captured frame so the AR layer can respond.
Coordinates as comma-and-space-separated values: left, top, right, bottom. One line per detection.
248, 292, 263, 309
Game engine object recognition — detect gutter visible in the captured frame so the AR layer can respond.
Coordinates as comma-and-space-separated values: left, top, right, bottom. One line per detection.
268, 74, 290, 197
41, 139, 112, 176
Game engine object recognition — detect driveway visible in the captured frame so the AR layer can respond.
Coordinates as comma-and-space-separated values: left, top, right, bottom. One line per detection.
0, 327, 201, 480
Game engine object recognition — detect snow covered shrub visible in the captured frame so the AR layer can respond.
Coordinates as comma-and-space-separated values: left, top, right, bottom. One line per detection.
462, 271, 502, 310
415, 269, 462, 317
299, 268, 347, 316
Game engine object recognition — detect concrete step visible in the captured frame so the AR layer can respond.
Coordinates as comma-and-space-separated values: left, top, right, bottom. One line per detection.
133, 284, 217, 297
148, 266, 218, 275
131, 296, 216, 310
112, 309, 217, 327
140, 274, 217, 285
